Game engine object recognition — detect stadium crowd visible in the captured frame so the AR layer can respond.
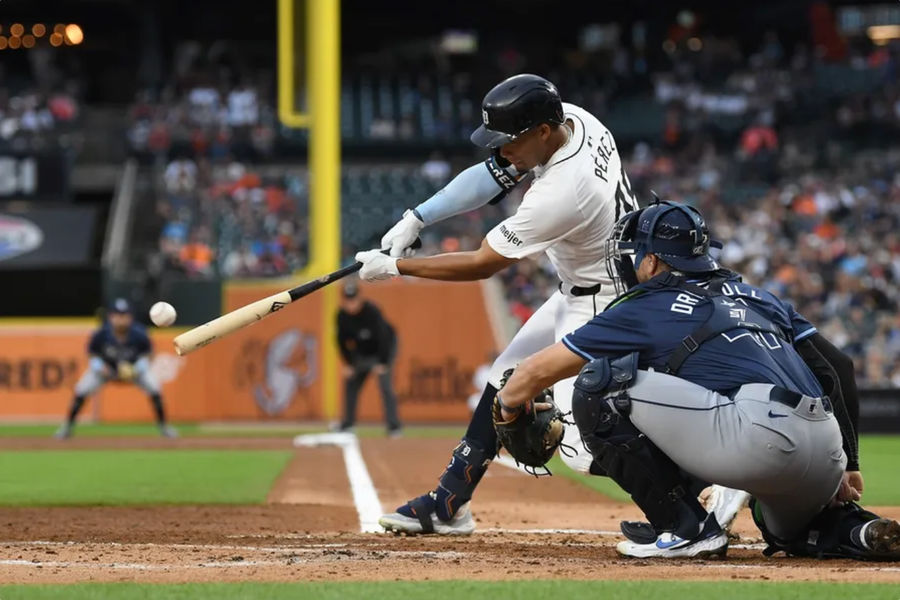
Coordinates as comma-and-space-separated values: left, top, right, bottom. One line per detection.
135, 33, 900, 385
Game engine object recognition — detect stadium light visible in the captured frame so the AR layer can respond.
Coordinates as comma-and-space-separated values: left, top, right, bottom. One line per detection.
32, 24, 46, 38
64, 24, 83, 45
8, 36, 21, 49
49, 32, 63, 47
22, 34, 35, 48
10, 23, 24, 37
0, 36, 7, 50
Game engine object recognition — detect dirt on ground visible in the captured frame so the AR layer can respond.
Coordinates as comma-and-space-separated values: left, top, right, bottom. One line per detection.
1, 435, 898, 584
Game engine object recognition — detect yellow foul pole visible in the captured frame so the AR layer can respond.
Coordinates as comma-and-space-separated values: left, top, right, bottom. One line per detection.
307, 0, 341, 420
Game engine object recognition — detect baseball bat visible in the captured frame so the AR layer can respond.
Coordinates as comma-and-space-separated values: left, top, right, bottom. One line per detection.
173, 240, 419, 356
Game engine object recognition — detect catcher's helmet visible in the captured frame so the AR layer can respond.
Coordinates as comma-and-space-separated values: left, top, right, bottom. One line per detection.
470, 74, 564, 148
606, 200, 723, 295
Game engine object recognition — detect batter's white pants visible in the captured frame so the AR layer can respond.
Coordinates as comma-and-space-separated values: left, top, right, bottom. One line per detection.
489, 289, 614, 474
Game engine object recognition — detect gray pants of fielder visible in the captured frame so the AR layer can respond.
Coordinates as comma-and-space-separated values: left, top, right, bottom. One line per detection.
620, 371, 846, 540
74, 369, 160, 396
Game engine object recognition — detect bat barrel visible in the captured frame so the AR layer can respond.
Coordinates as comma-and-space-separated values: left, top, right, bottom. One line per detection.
173, 291, 293, 355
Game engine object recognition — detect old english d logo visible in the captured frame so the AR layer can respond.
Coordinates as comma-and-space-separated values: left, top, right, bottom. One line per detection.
482, 109, 489, 126
270, 301, 287, 313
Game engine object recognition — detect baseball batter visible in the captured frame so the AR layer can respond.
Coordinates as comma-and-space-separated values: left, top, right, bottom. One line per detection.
356, 73, 638, 534
55, 298, 177, 439
497, 201, 898, 559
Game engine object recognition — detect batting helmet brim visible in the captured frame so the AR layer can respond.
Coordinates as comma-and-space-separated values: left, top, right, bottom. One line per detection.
470, 124, 516, 148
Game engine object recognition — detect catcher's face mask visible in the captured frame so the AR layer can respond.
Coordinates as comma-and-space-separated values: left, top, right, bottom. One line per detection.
605, 207, 644, 296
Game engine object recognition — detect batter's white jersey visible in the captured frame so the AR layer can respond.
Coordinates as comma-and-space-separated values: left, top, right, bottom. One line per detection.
484, 103, 637, 474
485, 102, 636, 288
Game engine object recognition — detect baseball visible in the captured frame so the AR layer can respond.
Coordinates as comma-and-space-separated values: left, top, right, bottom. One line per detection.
149, 301, 177, 327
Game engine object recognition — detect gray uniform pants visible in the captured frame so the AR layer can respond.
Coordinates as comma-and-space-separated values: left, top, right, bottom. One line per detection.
74, 369, 160, 397
621, 370, 846, 540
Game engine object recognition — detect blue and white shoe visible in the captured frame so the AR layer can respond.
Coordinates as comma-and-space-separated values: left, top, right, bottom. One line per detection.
617, 515, 728, 558
378, 492, 475, 535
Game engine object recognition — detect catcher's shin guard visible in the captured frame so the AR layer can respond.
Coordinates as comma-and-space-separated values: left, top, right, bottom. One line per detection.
572, 358, 706, 538
432, 438, 491, 522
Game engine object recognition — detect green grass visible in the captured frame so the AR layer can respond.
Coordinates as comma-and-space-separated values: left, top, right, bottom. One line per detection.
547, 454, 631, 502
1, 581, 897, 600
0, 423, 202, 437
0, 422, 465, 439
857, 435, 900, 505
0, 450, 291, 505
550, 434, 900, 505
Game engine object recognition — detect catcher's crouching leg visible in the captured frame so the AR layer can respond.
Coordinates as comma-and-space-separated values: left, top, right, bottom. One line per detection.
378, 438, 488, 535
572, 356, 710, 541
751, 499, 900, 560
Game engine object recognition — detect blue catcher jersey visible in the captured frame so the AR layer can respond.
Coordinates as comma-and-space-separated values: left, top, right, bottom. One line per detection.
88, 323, 152, 369
563, 272, 822, 397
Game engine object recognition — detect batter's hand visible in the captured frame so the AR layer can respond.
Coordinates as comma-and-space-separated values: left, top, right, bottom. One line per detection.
355, 249, 400, 281
381, 210, 424, 258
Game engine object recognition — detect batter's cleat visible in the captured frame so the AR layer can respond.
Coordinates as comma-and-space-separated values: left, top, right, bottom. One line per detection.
159, 425, 179, 439
387, 427, 403, 439
705, 485, 751, 533
379, 492, 476, 535
855, 518, 900, 560
53, 424, 72, 440
617, 515, 728, 559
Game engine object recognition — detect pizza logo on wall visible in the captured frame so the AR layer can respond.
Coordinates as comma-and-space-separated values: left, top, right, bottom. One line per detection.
0, 214, 43, 261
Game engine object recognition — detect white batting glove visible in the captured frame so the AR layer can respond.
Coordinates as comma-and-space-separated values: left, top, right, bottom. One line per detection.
355, 249, 400, 281
381, 209, 424, 257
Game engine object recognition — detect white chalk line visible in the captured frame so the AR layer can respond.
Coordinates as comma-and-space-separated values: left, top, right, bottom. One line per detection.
293, 432, 384, 533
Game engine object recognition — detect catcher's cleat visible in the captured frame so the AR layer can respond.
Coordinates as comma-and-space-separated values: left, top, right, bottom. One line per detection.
620, 486, 750, 543
617, 514, 728, 559
159, 425, 179, 439
379, 493, 475, 535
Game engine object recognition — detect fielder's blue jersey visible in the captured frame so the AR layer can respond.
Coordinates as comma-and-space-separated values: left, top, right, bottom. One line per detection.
88, 323, 152, 369
563, 272, 822, 396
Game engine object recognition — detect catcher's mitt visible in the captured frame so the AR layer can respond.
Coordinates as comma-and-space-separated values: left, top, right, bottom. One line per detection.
492, 368, 566, 470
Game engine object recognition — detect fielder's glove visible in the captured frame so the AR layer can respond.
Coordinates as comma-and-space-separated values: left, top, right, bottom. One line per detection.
492, 368, 565, 470
116, 361, 136, 381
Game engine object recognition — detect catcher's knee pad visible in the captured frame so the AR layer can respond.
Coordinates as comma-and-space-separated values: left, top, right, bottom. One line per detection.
434, 438, 490, 521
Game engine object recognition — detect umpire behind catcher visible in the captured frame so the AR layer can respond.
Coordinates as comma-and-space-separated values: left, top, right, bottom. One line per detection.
336, 282, 402, 436
55, 298, 177, 439
496, 201, 898, 561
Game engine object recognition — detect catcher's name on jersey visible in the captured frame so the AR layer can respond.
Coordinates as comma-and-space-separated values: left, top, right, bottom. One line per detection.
485, 103, 637, 289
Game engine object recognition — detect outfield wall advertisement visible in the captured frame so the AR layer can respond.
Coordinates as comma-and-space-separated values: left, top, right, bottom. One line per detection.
0, 280, 497, 424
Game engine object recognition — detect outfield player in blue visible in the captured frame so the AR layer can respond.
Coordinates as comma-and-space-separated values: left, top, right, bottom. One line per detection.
55, 298, 177, 439
497, 201, 899, 560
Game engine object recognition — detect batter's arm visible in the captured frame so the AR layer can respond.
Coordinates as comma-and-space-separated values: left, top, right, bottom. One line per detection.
414, 154, 521, 225
397, 238, 517, 281
498, 342, 587, 415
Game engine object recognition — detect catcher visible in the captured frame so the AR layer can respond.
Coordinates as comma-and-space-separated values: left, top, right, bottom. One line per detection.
55, 298, 177, 439
494, 201, 898, 559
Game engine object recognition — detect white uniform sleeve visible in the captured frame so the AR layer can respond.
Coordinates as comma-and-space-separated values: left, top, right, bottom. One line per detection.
485, 178, 583, 259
